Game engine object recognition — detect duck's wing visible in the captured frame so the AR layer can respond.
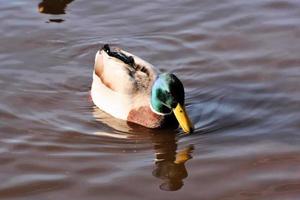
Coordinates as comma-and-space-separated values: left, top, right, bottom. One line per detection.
94, 45, 158, 95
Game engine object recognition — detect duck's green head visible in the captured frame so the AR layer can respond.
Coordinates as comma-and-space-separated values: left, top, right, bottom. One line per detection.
151, 73, 194, 133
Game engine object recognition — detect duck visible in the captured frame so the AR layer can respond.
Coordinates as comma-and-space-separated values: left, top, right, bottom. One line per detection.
91, 44, 194, 133
38, 0, 74, 15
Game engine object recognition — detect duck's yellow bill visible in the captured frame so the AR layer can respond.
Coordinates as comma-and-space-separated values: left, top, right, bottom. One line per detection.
173, 103, 194, 134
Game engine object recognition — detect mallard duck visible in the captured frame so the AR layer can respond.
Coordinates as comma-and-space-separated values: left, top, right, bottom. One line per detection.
91, 44, 194, 133
38, 0, 74, 15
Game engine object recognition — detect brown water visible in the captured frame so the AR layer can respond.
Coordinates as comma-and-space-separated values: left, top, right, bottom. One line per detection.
1, 0, 300, 199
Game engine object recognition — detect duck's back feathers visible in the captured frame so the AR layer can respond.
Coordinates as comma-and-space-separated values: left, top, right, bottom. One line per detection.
91, 45, 165, 127
94, 49, 136, 94
94, 45, 157, 95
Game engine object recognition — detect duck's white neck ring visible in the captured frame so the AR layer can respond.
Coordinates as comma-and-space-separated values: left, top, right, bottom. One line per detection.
149, 102, 172, 116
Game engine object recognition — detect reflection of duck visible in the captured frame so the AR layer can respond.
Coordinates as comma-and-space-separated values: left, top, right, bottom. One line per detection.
38, 0, 74, 15
152, 133, 193, 191
91, 44, 194, 133
92, 107, 194, 191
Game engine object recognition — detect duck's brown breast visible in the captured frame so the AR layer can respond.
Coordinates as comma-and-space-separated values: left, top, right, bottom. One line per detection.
127, 106, 166, 128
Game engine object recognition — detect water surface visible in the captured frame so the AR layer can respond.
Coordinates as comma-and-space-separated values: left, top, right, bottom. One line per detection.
1, 0, 300, 199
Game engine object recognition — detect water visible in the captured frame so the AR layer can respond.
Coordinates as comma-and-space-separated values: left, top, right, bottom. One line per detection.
1, 0, 300, 199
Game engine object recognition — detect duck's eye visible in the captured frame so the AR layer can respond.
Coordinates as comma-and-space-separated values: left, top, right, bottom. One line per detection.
155, 89, 166, 102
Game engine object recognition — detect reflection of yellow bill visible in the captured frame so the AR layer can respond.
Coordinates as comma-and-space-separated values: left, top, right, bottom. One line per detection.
39, 6, 44, 13
175, 145, 194, 164
173, 103, 194, 134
